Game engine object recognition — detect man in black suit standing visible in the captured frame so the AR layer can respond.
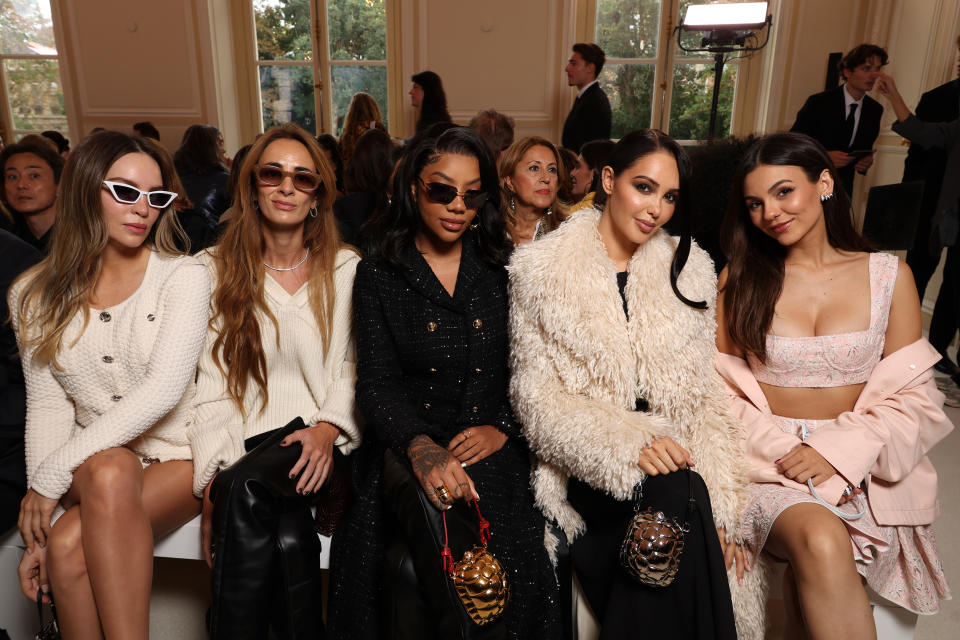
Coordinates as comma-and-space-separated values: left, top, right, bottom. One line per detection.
902, 37, 960, 373
561, 43, 612, 153
791, 44, 888, 201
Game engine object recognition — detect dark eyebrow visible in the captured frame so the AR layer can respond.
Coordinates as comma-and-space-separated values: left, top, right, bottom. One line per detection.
105, 177, 163, 191
425, 170, 481, 185
633, 174, 661, 189
263, 161, 315, 173
766, 179, 793, 194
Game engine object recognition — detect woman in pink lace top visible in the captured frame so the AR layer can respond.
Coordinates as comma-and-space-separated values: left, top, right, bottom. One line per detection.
715, 132, 952, 639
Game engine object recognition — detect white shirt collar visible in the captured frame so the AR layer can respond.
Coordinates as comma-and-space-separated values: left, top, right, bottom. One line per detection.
843, 84, 864, 108
577, 79, 598, 99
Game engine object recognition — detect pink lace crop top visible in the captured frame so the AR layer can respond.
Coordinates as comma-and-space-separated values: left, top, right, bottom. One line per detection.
746, 252, 899, 388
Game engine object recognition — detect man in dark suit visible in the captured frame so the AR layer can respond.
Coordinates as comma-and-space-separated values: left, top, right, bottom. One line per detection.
902, 39, 960, 373
791, 44, 888, 201
561, 43, 612, 153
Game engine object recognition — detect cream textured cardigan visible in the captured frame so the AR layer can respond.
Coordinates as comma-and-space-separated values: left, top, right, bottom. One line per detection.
508, 209, 763, 638
11, 251, 211, 501
187, 248, 362, 497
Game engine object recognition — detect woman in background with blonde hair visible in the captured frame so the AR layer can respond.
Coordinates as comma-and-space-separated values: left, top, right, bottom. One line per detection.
499, 136, 567, 245
339, 92, 385, 167
189, 122, 361, 639
12, 130, 209, 638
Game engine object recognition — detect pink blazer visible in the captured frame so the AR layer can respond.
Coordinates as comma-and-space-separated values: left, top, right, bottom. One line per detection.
715, 338, 953, 526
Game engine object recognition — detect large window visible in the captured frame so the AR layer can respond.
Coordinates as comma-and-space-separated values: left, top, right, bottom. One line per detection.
595, 0, 744, 140
253, 0, 388, 136
0, 0, 69, 141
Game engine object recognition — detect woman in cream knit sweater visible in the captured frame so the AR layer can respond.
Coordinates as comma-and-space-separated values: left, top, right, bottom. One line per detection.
11, 131, 209, 638
187, 123, 360, 639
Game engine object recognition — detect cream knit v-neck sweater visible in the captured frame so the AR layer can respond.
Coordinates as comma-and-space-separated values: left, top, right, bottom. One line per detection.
187, 248, 361, 497
11, 252, 211, 500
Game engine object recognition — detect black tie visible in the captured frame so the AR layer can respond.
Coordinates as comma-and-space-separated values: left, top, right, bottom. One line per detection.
843, 103, 858, 149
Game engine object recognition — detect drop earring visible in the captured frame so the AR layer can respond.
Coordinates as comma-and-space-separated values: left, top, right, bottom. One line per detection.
509, 195, 516, 212
820, 192, 834, 203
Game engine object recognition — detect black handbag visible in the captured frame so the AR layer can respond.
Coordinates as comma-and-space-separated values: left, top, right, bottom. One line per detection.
34, 589, 60, 640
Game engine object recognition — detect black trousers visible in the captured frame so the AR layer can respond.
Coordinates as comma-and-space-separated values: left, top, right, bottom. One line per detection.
0, 436, 25, 533
567, 471, 737, 640
208, 418, 331, 640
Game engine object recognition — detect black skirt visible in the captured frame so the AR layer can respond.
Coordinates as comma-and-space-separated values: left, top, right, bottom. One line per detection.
567, 470, 737, 640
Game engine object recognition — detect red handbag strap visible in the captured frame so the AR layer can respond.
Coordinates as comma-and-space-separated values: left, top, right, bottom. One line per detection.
439, 499, 493, 575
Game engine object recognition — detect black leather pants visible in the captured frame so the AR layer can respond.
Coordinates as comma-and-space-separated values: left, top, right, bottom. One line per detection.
380, 450, 506, 640
207, 418, 326, 640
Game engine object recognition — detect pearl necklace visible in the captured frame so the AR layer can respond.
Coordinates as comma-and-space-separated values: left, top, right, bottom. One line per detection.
263, 248, 309, 272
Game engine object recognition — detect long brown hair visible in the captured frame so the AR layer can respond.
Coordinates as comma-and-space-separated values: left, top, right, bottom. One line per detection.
498, 136, 568, 236
720, 132, 872, 362
14, 131, 187, 367
210, 123, 343, 416
339, 92, 383, 166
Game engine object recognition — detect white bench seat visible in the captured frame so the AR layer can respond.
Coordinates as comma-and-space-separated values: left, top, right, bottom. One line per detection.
0, 519, 331, 639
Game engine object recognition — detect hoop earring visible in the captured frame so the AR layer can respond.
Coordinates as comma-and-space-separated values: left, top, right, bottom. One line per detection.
309, 207, 318, 218
820, 192, 834, 203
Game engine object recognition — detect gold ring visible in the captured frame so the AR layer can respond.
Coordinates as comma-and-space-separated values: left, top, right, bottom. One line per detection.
435, 484, 451, 502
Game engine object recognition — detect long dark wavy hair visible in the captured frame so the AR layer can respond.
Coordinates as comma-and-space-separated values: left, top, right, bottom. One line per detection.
412, 70, 452, 133
595, 129, 705, 309
367, 126, 510, 268
720, 132, 873, 362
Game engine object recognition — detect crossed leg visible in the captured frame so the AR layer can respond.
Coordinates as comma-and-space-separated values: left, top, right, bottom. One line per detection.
44, 448, 200, 639
765, 502, 876, 640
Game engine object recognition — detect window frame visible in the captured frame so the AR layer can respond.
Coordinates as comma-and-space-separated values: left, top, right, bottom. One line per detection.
252, 0, 391, 136
0, 0, 72, 143
594, 0, 743, 141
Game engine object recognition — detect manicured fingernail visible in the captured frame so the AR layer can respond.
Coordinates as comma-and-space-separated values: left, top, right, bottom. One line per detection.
738, 577, 743, 585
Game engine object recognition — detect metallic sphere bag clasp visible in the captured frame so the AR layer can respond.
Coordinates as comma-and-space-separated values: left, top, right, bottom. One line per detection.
619, 470, 696, 588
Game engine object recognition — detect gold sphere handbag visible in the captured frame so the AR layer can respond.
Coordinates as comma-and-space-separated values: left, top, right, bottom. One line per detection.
440, 499, 510, 625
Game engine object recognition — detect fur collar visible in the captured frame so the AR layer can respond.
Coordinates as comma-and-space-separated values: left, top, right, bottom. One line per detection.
508, 208, 719, 432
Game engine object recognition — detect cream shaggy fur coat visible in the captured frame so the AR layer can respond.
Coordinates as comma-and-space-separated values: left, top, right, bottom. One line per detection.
507, 208, 765, 638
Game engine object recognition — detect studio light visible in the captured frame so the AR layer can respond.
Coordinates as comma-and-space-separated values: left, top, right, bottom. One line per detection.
676, 1, 773, 139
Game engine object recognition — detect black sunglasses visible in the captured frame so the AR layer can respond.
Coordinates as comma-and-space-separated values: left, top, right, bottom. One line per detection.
418, 178, 489, 210
255, 165, 324, 194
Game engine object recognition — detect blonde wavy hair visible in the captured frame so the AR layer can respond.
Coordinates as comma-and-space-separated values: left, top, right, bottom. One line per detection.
211, 123, 345, 416
13, 131, 188, 367
339, 92, 384, 166
498, 136, 568, 237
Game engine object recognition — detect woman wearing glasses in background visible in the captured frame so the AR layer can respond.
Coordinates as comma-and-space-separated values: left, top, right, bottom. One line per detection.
188, 123, 361, 639
328, 127, 560, 639
11, 131, 209, 638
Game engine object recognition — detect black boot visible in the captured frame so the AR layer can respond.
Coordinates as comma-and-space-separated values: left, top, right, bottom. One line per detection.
208, 419, 317, 640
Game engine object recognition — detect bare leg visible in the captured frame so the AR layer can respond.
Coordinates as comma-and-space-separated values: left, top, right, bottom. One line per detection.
765, 503, 876, 640
46, 507, 103, 640
45, 449, 200, 639
781, 564, 807, 640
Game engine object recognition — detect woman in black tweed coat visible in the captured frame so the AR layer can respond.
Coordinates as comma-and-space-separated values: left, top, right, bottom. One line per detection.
327, 127, 560, 639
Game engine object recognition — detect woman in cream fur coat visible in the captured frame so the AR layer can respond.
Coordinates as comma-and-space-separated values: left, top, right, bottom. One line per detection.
508, 130, 765, 639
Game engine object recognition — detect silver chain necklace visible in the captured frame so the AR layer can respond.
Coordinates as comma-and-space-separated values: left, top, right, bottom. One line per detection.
263, 248, 309, 272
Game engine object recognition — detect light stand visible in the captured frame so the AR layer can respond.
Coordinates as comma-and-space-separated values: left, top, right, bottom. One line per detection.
675, 2, 773, 140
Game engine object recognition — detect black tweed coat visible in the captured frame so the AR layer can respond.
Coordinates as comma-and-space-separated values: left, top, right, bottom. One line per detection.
327, 232, 561, 639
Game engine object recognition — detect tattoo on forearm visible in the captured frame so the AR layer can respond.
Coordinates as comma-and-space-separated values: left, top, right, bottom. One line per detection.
408, 435, 451, 480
